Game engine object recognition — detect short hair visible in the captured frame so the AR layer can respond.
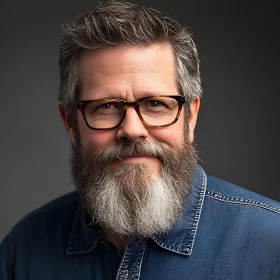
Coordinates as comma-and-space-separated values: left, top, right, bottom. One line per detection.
59, 0, 202, 114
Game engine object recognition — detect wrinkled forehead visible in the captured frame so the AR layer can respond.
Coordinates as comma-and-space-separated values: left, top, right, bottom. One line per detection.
78, 43, 179, 101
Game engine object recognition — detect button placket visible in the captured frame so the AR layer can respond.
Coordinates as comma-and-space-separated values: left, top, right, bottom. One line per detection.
116, 238, 147, 280
123, 270, 129, 280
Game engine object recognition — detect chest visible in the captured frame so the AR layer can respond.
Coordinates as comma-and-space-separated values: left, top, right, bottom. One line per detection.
15, 238, 276, 280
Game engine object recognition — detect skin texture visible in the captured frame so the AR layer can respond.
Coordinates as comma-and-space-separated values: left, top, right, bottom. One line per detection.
59, 43, 200, 251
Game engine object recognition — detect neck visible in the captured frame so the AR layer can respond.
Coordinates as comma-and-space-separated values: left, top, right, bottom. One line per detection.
104, 229, 132, 255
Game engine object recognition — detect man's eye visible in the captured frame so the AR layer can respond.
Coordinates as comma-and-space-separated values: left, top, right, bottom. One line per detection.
149, 101, 161, 107
97, 102, 117, 109
144, 100, 165, 108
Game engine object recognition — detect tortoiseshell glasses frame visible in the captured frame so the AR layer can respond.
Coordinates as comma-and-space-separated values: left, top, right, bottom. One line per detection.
76, 95, 186, 130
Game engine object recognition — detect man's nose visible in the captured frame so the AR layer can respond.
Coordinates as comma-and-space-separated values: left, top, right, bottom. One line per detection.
116, 107, 149, 141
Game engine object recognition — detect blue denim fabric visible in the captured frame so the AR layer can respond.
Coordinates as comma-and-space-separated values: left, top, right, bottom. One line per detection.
1, 165, 280, 279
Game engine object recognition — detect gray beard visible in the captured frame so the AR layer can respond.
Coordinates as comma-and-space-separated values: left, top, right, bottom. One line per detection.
71, 136, 197, 237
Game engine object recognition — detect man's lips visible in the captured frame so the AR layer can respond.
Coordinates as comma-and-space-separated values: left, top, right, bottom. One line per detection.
112, 155, 158, 164
121, 155, 152, 160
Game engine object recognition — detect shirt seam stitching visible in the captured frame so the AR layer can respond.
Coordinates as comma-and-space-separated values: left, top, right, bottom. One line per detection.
206, 191, 280, 215
186, 167, 207, 254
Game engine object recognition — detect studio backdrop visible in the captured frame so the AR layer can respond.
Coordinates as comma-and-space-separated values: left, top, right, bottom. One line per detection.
0, 0, 279, 238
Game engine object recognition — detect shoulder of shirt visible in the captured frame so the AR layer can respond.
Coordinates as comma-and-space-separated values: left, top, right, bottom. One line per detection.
205, 174, 280, 216
10, 191, 79, 234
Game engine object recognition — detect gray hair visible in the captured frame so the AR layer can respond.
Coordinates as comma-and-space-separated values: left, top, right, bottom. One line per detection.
59, 0, 202, 114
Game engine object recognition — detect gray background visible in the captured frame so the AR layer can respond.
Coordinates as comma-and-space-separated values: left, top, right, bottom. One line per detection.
0, 0, 279, 238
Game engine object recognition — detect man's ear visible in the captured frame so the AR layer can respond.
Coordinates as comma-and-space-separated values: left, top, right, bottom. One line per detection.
58, 103, 76, 145
188, 97, 200, 143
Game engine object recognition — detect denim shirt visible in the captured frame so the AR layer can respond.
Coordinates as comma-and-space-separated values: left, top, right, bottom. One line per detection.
1, 165, 280, 279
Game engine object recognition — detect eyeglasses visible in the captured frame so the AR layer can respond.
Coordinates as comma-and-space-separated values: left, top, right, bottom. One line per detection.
77, 95, 185, 130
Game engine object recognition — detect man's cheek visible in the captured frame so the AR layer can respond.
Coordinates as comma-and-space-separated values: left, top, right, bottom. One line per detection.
151, 128, 184, 146
81, 131, 117, 151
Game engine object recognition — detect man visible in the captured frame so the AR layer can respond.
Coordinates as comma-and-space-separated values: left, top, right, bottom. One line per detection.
1, 1, 280, 279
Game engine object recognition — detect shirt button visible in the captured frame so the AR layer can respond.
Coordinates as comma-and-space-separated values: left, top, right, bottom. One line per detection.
101, 242, 110, 251
123, 270, 129, 280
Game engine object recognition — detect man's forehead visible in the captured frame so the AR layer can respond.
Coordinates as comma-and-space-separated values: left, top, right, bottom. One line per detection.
77, 43, 178, 101
79, 43, 176, 76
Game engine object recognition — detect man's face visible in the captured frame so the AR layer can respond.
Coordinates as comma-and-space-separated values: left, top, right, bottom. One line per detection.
76, 43, 188, 172
60, 43, 200, 236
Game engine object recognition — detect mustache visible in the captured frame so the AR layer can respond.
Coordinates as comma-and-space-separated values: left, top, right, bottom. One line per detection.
89, 141, 168, 165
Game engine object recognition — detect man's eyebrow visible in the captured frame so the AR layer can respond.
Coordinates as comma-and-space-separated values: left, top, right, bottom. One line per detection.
94, 91, 170, 99
100, 95, 124, 100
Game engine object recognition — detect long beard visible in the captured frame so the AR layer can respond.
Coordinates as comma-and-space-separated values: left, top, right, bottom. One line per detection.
71, 136, 197, 237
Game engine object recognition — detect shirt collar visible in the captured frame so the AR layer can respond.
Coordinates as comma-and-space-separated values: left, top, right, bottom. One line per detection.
66, 201, 104, 255
66, 164, 207, 256
151, 164, 207, 256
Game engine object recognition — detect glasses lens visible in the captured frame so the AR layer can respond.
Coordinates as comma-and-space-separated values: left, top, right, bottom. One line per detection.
139, 96, 179, 126
84, 100, 123, 129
